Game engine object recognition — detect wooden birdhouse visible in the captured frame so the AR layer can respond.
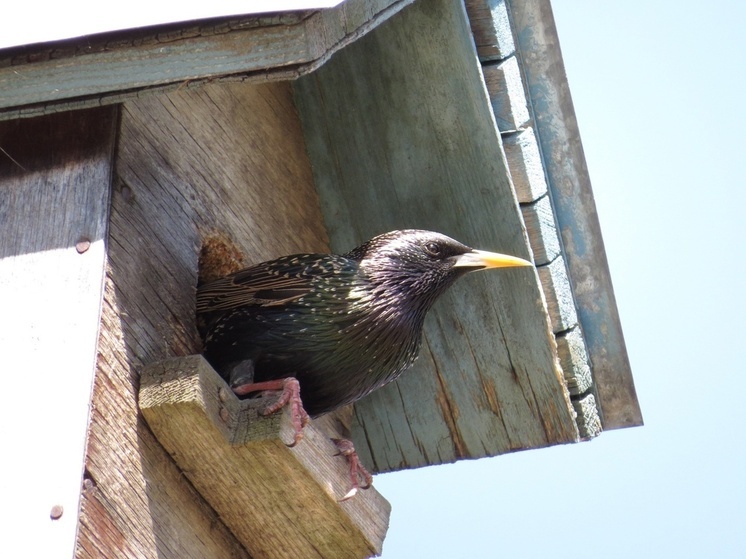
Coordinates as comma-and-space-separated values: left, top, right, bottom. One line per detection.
0, 0, 642, 558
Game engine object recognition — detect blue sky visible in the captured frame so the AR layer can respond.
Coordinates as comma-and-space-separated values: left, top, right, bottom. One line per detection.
376, 1, 746, 557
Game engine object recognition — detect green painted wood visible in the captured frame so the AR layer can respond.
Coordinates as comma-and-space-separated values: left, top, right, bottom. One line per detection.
0, 17, 310, 111
507, 0, 642, 428
294, 0, 578, 473
0, 0, 415, 120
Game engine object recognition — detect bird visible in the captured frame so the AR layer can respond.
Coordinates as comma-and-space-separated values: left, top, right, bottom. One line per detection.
197, 229, 532, 496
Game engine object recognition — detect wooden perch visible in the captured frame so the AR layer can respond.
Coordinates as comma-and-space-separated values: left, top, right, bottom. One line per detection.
139, 355, 390, 559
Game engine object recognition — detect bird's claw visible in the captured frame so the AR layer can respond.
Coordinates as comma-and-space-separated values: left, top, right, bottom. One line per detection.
339, 487, 359, 502
260, 377, 310, 447
332, 438, 373, 501
232, 377, 310, 447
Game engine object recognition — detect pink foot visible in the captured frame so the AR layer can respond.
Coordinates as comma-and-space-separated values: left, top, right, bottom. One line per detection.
232, 377, 310, 446
332, 438, 373, 501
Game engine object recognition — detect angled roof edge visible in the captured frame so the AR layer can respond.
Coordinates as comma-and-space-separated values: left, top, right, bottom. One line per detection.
3, 2, 344, 49
467, 0, 642, 430
1, 0, 641, 431
0, 0, 414, 121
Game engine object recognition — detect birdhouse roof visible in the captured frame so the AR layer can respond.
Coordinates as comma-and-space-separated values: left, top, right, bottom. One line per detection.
3, 2, 643, 557
1, 0, 639, 470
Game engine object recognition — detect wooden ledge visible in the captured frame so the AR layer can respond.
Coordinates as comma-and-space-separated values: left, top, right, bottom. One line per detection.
139, 355, 390, 559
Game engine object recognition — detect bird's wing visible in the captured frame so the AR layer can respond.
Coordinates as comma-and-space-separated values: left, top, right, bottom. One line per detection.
196, 254, 347, 313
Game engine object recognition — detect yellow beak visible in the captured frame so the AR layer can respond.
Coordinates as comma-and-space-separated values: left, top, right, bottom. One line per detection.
452, 249, 533, 269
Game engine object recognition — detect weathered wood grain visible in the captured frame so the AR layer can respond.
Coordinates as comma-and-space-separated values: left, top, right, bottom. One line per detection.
294, 0, 578, 473
537, 255, 577, 333
502, 127, 548, 203
520, 194, 561, 266
482, 56, 530, 132
572, 393, 603, 440
78, 269, 252, 559
507, 0, 642, 428
464, 0, 515, 61
466, 5, 599, 437
76, 81, 332, 558
0, 0, 415, 121
556, 326, 592, 397
0, 107, 115, 559
140, 355, 389, 559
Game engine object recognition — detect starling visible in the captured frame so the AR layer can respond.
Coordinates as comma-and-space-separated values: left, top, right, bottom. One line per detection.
197, 229, 532, 417
196, 230, 532, 496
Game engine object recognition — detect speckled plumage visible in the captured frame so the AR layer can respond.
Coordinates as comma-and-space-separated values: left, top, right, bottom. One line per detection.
197, 229, 530, 417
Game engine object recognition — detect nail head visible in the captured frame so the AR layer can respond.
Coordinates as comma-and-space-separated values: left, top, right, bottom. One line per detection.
50, 505, 64, 520
76, 238, 91, 253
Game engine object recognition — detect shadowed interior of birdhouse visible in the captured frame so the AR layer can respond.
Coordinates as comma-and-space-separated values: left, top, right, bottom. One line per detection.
198, 230, 246, 286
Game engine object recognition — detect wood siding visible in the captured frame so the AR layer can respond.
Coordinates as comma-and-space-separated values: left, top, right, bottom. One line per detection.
76, 82, 332, 559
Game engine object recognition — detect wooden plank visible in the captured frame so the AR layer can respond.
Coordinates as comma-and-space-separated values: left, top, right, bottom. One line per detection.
556, 327, 593, 396
482, 56, 530, 132
507, 0, 642, 428
520, 194, 561, 265
294, 0, 578, 473
3, 2, 348, 50
464, 0, 515, 61
0, 15, 311, 111
0, 0, 415, 121
536, 255, 577, 333
502, 127, 548, 203
0, 107, 115, 559
140, 355, 389, 559
76, 81, 333, 558
572, 393, 603, 440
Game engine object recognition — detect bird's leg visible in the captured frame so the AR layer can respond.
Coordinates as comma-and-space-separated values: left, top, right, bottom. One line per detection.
331, 438, 373, 501
232, 378, 310, 447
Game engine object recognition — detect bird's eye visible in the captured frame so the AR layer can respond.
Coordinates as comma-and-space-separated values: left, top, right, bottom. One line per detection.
424, 241, 442, 257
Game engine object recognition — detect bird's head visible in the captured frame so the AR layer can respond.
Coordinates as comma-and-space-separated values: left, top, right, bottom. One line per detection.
346, 229, 533, 312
